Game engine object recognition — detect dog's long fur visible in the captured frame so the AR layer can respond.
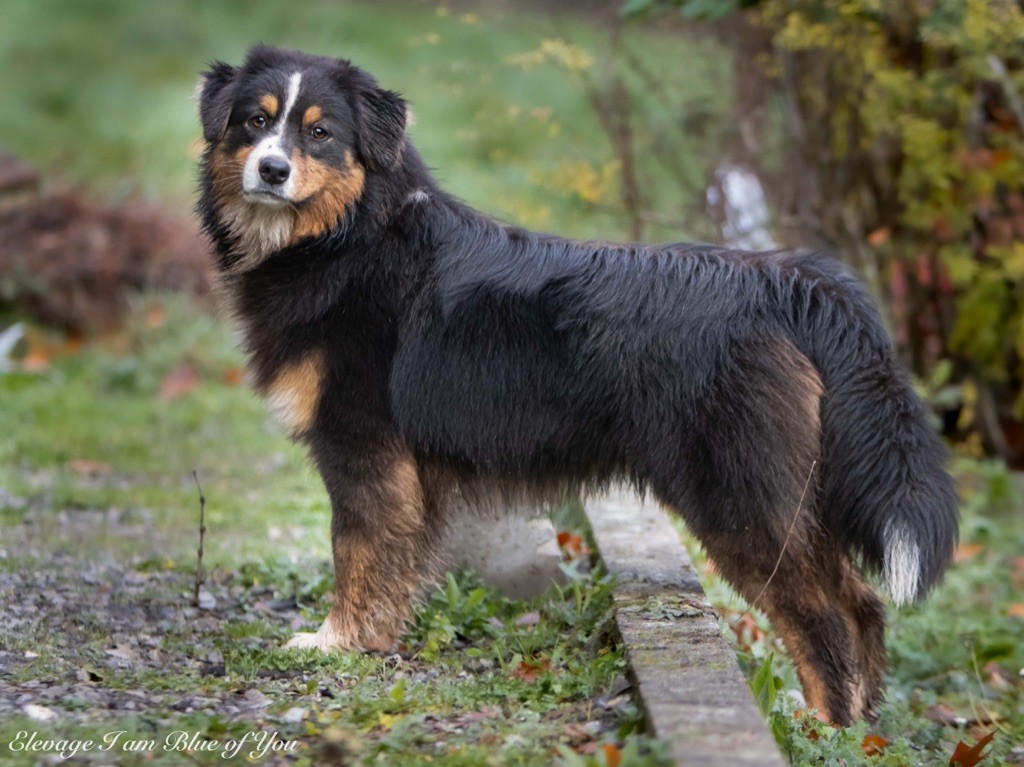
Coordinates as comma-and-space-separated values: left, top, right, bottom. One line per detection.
196, 45, 959, 724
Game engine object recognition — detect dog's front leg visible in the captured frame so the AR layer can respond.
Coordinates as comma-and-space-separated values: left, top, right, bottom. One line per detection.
286, 445, 435, 653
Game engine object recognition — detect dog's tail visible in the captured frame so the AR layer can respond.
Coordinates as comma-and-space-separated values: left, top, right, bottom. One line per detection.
781, 253, 959, 604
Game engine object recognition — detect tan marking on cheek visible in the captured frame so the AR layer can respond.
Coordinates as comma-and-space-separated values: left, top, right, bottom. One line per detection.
262, 351, 325, 436
290, 150, 366, 243
259, 93, 279, 117
303, 105, 323, 127
209, 145, 252, 206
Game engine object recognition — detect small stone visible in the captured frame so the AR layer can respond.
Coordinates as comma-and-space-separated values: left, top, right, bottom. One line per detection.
198, 589, 217, 610
23, 703, 56, 721
280, 707, 306, 723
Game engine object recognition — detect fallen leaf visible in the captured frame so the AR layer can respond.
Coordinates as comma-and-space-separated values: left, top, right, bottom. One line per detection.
69, 459, 112, 477
602, 743, 621, 767
455, 707, 500, 725
953, 543, 984, 563
556, 531, 585, 557
949, 730, 996, 767
159, 364, 199, 400
984, 662, 1011, 690
862, 734, 888, 756
927, 704, 962, 726
867, 227, 891, 246
21, 347, 51, 372
927, 704, 999, 728
793, 710, 824, 739
511, 658, 552, 683
146, 304, 167, 328
563, 722, 594, 742
728, 612, 765, 651
222, 366, 245, 386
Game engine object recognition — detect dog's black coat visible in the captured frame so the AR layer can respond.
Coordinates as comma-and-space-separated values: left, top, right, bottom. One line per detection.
197, 45, 959, 724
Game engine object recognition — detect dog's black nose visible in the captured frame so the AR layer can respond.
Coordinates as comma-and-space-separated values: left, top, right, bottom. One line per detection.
258, 156, 291, 186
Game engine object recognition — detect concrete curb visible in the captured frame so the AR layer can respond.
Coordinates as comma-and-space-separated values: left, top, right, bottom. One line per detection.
584, 488, 786, 767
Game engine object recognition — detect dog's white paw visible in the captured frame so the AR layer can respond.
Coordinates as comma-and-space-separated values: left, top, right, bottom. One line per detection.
284, 631, 338, 652
284, 616, 398, 653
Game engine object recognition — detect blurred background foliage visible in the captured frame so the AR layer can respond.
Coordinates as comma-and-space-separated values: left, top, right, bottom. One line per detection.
619, 0, 1024, 464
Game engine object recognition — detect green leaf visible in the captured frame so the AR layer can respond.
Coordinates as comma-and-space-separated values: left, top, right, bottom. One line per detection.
751, 652, 777, 716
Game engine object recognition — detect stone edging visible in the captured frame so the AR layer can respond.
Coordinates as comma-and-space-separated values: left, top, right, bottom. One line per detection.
584, 489, 786, 767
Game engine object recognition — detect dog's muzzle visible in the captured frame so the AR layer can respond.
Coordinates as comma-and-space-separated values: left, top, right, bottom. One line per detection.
243, 137, 296, 204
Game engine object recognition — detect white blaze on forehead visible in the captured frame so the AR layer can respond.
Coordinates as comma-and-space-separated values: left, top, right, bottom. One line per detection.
243, 72, 303, 198
279, 72, 302, 127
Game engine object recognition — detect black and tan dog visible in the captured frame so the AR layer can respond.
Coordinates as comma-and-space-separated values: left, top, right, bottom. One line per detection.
196, 45, 958, 724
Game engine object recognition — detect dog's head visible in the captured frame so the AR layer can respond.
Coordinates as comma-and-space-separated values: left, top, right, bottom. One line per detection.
197, 45, 408, 261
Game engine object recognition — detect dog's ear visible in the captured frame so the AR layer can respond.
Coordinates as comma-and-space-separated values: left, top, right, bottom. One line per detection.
196, 61, 238, 144
356, 86, 408, 171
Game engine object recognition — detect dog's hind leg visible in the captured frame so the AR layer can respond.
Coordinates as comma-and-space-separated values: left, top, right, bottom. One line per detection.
650, 336, 867, 723
701, 530, 860, 724
836, 558, 887, 718
287, 439, 444, 653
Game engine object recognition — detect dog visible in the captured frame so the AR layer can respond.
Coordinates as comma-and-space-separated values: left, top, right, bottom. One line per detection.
195, 44, 958, 725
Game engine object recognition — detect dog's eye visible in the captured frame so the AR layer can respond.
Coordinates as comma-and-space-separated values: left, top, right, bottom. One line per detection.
250, 115, 266, 129
310, 126, 329, 141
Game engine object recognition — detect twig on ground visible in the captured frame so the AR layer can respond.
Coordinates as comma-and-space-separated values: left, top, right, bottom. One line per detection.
731, 460, 816, 626
191, 469, 206, 608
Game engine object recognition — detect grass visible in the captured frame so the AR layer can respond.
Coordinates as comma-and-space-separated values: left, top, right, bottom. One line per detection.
0, 294, 324, 566
0, 559, 671, 765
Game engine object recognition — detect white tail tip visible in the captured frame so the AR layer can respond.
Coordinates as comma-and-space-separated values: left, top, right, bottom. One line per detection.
884, 525, 920, 606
